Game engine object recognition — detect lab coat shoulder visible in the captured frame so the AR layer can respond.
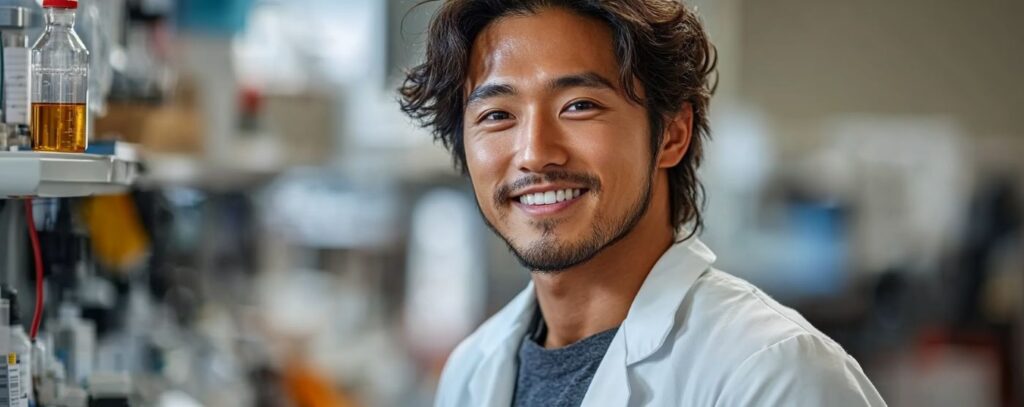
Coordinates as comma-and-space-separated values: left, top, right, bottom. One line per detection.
686, 269, 834, 349
681, 271, 886, 406
713, 333, 887, 406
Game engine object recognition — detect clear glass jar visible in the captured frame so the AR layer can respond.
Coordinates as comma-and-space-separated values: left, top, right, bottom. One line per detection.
30, 0, 88, 153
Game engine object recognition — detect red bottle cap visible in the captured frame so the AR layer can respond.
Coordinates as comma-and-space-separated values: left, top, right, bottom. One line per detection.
42, 0, 78, 9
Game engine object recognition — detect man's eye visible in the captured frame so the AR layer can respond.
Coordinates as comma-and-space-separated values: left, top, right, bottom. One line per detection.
482, 111, 512, 122
566, 100, 598, 112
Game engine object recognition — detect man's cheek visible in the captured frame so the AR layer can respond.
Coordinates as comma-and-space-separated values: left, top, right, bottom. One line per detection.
472, 186, 500, 218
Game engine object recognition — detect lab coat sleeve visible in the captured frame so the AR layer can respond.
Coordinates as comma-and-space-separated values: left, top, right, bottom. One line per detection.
714, 333, 887, 407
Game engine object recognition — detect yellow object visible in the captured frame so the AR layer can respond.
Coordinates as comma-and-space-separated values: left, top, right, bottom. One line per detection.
80, 194, 150, 271
31, 102, 87, 152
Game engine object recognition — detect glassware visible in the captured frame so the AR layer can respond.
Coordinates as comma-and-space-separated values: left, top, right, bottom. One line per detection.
30, 0, 88, 153
0, 6, 31, 150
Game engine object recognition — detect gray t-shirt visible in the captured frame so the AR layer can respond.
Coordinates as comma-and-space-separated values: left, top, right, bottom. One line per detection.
512, 309, 619, 407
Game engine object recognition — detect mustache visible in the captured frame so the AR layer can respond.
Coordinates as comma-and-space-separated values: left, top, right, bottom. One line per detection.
494, 170, 602, 205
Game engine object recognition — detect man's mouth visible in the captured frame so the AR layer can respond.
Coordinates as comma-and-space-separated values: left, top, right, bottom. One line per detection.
515, 188, 586, 206
495, 171, 600, 210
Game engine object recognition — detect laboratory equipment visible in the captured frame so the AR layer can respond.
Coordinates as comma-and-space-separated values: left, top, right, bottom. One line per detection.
1, 286, 33, 407
0, 6, 31, 150
30, 0, 89, 153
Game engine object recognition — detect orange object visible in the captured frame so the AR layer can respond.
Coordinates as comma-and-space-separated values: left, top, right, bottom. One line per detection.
282, 361, 358, 407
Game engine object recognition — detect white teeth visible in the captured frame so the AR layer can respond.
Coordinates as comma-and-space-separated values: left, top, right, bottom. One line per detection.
518, 188, 585, 206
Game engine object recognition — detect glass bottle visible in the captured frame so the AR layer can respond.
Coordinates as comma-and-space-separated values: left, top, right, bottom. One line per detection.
30, 0, 88, 153
0, 5, 33, 151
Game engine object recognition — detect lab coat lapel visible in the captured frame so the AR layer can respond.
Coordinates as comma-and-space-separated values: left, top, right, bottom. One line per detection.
621, 238, 715, 364
581, 238, 717, 406
468, 345, 518, 406
579, 328, 632, 407
467, 283, 536, 406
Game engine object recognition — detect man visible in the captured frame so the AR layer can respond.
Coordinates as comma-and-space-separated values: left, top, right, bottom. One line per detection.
400, 1, 886, 406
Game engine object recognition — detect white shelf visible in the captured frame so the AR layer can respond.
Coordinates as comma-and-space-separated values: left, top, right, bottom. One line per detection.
0, 152, 139, 198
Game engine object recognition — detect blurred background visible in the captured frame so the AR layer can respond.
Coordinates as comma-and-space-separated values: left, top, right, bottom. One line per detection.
0, 0, 1020, 406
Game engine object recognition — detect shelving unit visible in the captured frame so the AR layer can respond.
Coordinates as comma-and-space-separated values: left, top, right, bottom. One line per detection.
0, 151, 139, 198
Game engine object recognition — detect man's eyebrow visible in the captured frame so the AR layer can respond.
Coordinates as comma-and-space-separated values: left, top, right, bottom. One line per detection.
464, 72, 615, 108
549, 72, 617, 92
466, 83, 517, 107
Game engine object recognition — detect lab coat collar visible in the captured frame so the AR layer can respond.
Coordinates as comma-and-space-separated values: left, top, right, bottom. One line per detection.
581, 237, 716, 407
466, 237, 716, 405
621, 237, 716, 364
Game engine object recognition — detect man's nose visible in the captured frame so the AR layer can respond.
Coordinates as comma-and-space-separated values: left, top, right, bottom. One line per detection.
513, 112, 569, 173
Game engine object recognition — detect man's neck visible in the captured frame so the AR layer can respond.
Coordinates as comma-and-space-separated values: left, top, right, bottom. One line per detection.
531, 211, 675, 349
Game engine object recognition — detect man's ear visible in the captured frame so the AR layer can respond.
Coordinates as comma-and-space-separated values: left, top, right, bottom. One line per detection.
656, 103, 693, 169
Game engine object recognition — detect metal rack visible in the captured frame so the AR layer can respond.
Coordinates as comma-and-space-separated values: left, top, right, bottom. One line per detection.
0, 151, 138, 198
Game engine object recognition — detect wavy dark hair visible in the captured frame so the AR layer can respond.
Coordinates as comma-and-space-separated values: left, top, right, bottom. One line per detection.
399, 0, 717, 237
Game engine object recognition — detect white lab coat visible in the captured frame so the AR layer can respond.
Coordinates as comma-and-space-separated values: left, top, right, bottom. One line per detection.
434, 238, 887, 406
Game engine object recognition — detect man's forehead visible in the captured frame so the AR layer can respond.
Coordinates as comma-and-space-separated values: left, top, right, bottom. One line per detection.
464, 8, 620, 93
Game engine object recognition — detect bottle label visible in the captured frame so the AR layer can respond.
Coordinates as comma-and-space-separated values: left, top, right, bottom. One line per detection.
3, 48, 30, 125
0, 353, 17, 407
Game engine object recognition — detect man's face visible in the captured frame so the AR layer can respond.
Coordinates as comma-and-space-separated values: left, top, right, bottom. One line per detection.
463, 8, 656, 272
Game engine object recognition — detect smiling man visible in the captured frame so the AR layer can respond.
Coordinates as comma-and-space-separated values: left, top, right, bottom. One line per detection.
400, 1, 885, 406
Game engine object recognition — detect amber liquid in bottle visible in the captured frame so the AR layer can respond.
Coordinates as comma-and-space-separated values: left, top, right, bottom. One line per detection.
31, 102, 87, 152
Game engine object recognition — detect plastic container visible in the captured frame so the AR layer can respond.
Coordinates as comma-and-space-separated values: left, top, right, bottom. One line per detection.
2, 286, 33, 407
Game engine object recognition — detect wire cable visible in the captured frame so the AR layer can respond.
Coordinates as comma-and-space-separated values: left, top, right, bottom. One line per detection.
23, 199, 43, 340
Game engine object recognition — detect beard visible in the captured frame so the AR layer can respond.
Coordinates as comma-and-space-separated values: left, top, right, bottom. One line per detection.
478, 169, 654, 273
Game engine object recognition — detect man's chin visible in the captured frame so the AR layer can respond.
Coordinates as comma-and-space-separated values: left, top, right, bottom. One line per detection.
484, 215, 612, 272
507, 237, 605, 273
